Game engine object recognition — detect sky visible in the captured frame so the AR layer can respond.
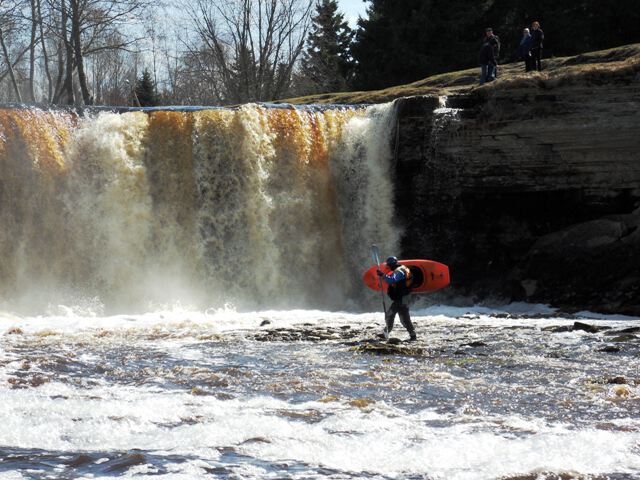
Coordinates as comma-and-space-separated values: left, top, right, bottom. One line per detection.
337, 0, 369, 27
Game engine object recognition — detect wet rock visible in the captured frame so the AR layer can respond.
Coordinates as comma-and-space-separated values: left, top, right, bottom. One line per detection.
8, 375, 49, 388
276, 409, 323, 422
318, 395, 339, 403
204, 466, 234, 475
66, 454, 95, 467
259, 319, 271, 327
461, 341, 487, 348
104, 452, 147, 473
605, 326, 640, 335
178, 415, 205, 425
611, 334, 637, 342
501, 474, 582, 480
612, 385, 631, 397
607, 376, 627, 384
190, 387, 207, 395
30, 375, 49, 387
239, 437, 271, 445
542, 325, 573, 333
350, 341, 425, 356
598, 345, 621, 353
348, 398, 375, 408
573, 322, 611, 333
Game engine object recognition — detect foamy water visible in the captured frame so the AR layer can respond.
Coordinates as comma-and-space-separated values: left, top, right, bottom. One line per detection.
0, 104, 397, 314
1, 306, 638, 479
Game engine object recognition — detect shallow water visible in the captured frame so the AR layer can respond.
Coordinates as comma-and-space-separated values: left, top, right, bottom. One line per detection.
1, 306, 639, 479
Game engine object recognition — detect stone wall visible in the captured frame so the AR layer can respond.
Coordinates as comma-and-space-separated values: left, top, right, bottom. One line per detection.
393, 84, 640, 314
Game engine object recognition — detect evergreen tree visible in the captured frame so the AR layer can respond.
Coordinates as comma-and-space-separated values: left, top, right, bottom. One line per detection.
134, 69, 158, 107
351, 0, 483, 90
351, 0, 640, 90
300, 0, 353, 94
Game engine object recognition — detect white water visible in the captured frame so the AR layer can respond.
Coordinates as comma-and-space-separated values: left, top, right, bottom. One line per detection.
0, 104, 398, 314
1, 307, 639, 479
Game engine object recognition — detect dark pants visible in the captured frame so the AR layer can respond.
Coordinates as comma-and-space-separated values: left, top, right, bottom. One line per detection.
479, 64, 496, 84
480, 63, 498, 85
385, 297, 416, 338
531, 48, 542, 71
524, 55, 534, 72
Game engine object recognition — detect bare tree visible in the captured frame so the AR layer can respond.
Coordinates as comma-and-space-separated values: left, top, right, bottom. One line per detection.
185, 0, 313, 104
0, 0, 313, 106
36, 0, 53, 101
34, 0, 147, 105
0, 0, 27, 102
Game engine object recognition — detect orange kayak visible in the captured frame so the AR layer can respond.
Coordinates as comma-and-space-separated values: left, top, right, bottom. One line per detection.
363, 259, 450, 294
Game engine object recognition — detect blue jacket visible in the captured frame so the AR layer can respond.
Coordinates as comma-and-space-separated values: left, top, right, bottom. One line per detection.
518, 36, 532, 58
382, 268, 407, 285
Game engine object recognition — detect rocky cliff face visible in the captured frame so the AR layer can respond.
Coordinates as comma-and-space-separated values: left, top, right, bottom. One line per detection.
394, 81, 640, 314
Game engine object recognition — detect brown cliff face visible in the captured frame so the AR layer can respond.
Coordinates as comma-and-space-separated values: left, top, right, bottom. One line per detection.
394, 80, 640, 314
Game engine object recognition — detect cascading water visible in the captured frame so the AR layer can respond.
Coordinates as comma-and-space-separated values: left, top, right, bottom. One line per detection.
0, 103, 399, 314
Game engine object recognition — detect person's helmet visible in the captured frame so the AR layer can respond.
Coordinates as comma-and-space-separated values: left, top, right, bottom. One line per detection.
386, 256, 399, 269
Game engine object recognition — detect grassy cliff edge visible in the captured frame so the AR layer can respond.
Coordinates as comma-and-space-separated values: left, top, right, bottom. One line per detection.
280, 43, 640, 105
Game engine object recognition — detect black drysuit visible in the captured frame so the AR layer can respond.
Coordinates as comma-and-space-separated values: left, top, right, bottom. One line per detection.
382, 266, 417, 339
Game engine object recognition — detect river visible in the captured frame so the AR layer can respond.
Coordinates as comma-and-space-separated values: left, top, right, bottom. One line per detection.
1, 305, 639, 479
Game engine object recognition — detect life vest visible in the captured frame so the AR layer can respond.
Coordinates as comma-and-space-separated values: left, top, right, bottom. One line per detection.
398, 265, 413, 288
388, 264, 413, 300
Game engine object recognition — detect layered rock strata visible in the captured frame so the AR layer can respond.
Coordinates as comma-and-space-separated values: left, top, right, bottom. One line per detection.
394, 82, 640, 314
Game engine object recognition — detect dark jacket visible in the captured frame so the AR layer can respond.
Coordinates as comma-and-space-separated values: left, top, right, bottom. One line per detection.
382, 266, 412, 301
489, 34, 501, 58
531, 28, 544, 49
479, 42, 496, 65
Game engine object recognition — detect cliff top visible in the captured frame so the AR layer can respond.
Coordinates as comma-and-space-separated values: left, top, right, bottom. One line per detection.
282, 43, 640, 105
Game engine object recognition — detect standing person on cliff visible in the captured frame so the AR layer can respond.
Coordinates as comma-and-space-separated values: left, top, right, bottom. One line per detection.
487, 28, 501, 77
530, 21, 544, 71
518, 28, 533, 72
479, 31, 497, 84
377, 256, 417, 341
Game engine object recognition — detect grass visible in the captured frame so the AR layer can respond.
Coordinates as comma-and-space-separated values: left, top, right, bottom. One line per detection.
279, 43, 640, 105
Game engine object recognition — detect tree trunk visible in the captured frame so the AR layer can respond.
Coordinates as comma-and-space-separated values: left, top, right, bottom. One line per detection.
0, 28, 23, 102
28, 0, 38, 102
70, 0, 92, 105
52, 42, 65, 104
37, 0, 53, 103
61, 0, 75, 105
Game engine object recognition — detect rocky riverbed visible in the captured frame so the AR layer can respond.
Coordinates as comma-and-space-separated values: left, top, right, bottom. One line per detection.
1, 305, 638, 479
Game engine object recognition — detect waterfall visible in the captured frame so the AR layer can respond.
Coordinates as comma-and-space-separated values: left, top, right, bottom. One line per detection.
0, 103, 398, 314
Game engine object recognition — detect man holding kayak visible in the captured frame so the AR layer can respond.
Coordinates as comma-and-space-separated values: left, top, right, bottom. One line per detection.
377, 256, 417, 341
